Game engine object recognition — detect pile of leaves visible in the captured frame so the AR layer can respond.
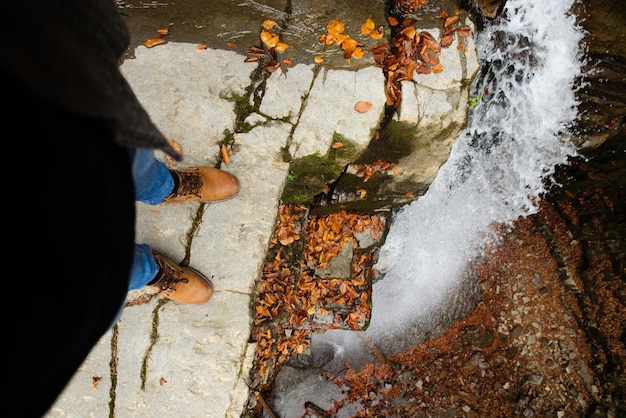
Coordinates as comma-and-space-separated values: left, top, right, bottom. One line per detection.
376, 9, 473, 109
250, 204, 386, 383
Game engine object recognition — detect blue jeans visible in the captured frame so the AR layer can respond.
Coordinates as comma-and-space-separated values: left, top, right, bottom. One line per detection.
129, 148, 175, 290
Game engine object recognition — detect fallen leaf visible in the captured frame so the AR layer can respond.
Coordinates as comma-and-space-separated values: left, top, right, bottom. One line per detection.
332, 142, 344, 149
221, 144, 231, 165
262, 19, 276, 30
354, 101, 372, 113
165, 140, 182, 165
159, 377, 167, 385
387, 16, 399, 26
440, 34, 454, 48
197, 44, 207, 50
457, 25, 472, 38
227, 41, 237, 47
144, 38, 166, 48
361, 18, 375, 35
314, 56, 324, 63
283, 59, 292, 66
263, 61, 280, 73
444, 15, 459, 28
326, 20, 345, 35
274, 42, 289, 53
260, 30, 279, 48
370, 26, 384, 40
92, 377, 102, 389
156, 28, 169, 35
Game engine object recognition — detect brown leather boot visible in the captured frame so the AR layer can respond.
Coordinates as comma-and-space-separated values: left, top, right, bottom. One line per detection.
164, 167, 240, 203
149, 252, 213, 304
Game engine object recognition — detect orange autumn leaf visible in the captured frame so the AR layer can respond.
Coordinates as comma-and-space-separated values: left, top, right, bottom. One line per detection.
221, 144, 231, 165
262, 19, 276, 30
165, 140, 182, 165
314, 55, 324, 63
370, 27, 384, 40
341, 37, 358, 53
274, 42, 289, 52
361, 18, 375, 35
332, 141, 344, 149
444, 15, 459, 28
354, 101, 372, 113
432, 63, 444, 73
226, 41, 237, 47
387, 16, 399, 26
283, 59, 292, 66
327, 20, 345, 35
260, 30, 279, 48
351, 47, 365, 59
156, 28, 169, 35
144, 38, 166, 48
197, 44, 207, 50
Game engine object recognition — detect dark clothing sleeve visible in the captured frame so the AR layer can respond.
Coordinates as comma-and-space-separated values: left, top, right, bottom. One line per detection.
3, 0, 181, 160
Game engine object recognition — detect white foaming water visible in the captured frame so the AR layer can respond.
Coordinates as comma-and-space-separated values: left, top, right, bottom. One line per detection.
321, 0, 586, 352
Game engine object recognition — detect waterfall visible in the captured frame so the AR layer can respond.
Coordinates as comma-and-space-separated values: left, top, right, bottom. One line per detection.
317, 0, 586, 355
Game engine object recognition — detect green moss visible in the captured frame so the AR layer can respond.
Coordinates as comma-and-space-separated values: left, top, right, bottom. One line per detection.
356, 120, 418, 164
280, 134, 360, 205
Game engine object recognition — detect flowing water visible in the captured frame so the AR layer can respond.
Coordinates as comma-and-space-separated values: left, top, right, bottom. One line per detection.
271, 0, 586, 415
363, 0, 586, 352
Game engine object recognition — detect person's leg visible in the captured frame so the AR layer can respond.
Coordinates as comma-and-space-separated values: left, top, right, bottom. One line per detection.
130, 147, 241, 205
129, 243, 160, 290
130, 243, 214, 304
130, 148, 175, 204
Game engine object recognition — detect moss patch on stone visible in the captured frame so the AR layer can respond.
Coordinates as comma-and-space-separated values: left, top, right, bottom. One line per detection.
281, 134, 359, 205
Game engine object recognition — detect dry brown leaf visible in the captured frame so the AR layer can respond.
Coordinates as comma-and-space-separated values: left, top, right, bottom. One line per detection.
221, 144, 231, 165
165, 140, 182, 165
227, 41, 237, 47
144, 38, 166, 48
92, 377, 102, 389
444, 15, 459, 28
354, 101, 373, 113
440, 34, 454, 48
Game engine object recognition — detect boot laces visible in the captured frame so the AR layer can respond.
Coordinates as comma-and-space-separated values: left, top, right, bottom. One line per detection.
170, 169, 203, 199
153, 254, 189, 293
